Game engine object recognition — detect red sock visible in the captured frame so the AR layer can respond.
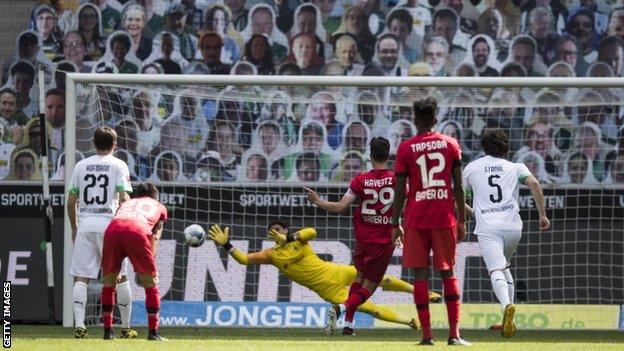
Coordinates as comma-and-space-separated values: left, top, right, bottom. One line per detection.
145, 286, 160, 331
101, 287, 115, 329
344, 287, 372, 311
344, 282, 362, 322
413, 280, 432, 339
442, 277, 461, 339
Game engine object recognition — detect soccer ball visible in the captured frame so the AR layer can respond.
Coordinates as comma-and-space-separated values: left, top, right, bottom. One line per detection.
184, 224, 206, 247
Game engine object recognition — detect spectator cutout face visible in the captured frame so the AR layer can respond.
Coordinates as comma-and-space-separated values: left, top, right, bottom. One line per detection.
252, 8, 273, 35
259, 124, 280, 155
599, 41, 623, 75
378, 37, 399, 69
158, 156, 179, 181
336, 36, 357, 69
312, 0, 337, 19
341, 154, 363, 180
123, 7, 146, 37
479, 9, 501, 39
441, 123, 459, 140
36, 10, 55, 39
568, 153, 588, 184
293, 34, 316, 68
45, 93, 65, 128
608, 9, 624, 39
79, 6, 98, 31
64, 32, 87, 65
250, 35, 268, 60
111, 37, 129, 62
513, 42, 535, 73
311, 99, 336, 126
211, 9, 227, 35
434, 16, 456, 47
473, 40, 489, 67
389, 18, 410, 42
200, 34, 223, 65
302, 124, 324, 155
246, 154, 268, 181
0, 92, 18, 119
425, 41, 447, 74
297, 9, 316, 35
557, 39, 577, 68
15, 153, 35, 180
297, 158, 320, 181
345, 123, 367, 153
526, 122, 552, 155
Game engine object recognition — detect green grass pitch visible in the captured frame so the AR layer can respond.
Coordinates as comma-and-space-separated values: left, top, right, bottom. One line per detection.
9, 325, 624, 351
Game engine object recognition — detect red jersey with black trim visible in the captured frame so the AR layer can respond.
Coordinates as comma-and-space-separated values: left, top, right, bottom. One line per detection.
347, 169, 395, 245
394, 131, 461, 230
105, 197, 168, 236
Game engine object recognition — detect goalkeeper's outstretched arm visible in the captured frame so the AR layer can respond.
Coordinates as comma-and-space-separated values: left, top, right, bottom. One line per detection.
304, 187, 355, 214
208, 225, 272, 265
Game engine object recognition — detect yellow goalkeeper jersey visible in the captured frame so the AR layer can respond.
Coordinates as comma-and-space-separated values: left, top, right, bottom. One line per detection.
270, 239, 353, 301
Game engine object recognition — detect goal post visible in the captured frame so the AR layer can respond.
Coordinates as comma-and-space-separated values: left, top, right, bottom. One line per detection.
62, 73, 624, 329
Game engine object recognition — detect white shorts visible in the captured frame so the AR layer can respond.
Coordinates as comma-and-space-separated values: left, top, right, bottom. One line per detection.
70, 231, 127, 279
476, 230, 522, 273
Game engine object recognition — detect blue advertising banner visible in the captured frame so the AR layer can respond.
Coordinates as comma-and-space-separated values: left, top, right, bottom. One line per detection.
130, 301, 374, 328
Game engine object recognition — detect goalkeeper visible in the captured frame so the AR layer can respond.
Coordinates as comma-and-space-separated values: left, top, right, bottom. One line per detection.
209, 221, 442, 329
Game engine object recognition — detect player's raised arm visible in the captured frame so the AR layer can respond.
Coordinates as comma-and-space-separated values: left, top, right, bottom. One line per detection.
209, 225, 272, 265
524, 176, 550, 231
305, 187, 355, 214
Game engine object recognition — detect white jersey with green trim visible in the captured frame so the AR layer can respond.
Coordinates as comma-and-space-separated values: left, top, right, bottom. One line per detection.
69, 154, 132, 233
462, 155, 532, 234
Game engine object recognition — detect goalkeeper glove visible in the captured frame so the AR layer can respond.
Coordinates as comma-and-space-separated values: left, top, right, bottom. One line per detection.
268, 229, 295, 247
208, 225, 233, 250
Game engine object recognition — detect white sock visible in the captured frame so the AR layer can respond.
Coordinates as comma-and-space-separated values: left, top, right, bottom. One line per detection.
490, 270, 510, 311
503, 269, 515, 304
338, 304, 347, 314
344, 321, 353, 328
116, 280, 132, 328
73, 281, 88, 329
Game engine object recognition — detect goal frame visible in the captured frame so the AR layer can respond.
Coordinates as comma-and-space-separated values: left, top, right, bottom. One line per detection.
62, 73, 624, 327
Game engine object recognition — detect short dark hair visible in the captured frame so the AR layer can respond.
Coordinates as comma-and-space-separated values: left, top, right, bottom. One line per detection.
387, 9, 413, 32
412, 98, 437, 126
369, 137, 390, 163
268, 220, 289, 231
93, 126, 117, 151
134, 183, 159, 199
433, 8, 458, 26
472, 36, 489, 51
45, 88, 65, 100
110, 33, 131, 51
481, 128, 509, 157
18, 32, 38, 48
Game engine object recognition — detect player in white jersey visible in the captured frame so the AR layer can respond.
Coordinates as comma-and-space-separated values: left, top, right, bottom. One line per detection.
462, 129, 550, 339
67, 126, 137, 339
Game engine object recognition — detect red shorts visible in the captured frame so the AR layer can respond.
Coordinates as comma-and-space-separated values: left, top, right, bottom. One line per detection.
402, 227, 456, 270
102, 227, 156, 276
352, 242, 395, 283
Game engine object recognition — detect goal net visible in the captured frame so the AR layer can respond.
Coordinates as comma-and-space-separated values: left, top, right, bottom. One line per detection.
63, 74, 624, 330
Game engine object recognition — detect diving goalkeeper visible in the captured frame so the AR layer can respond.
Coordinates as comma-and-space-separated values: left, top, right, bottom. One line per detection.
209, 221, 442, 329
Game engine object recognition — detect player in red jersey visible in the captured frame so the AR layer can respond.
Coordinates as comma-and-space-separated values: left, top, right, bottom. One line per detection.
391, 98, 469, 346
100, 183, 168, 341
305, 137, 410, 336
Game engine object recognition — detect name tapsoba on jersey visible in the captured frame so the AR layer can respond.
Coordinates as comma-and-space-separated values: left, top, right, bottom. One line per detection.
346, 169, 395, 244
394, 131, 461, 230
69, 154, 132, 233
462, 155, 532, 234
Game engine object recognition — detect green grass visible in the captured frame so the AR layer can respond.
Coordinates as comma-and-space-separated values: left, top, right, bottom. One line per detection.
9, 325, 624, 351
